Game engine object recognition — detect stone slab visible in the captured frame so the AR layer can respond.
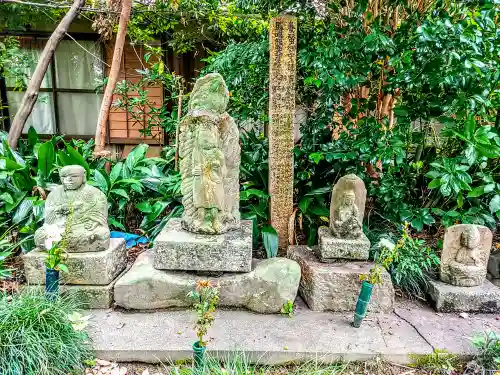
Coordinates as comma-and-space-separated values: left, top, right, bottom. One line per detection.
317, 226, 370, 261
154, 218, 252, 272
488, 252, 500, 279
26, 282, 114, 309
86, 299, 432, 365
115, 251, 300, 313
427, 278, 500, 313
395, 300, 500, 355
288, 246, 394, 312
23, 238, 126, 285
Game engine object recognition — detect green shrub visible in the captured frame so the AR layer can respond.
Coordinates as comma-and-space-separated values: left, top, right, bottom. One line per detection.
0, 288, 94, 375
373, 223, 440, 298
471, 331, 500, 370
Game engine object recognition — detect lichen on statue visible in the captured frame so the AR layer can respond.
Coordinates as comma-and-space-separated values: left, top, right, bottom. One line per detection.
179, 73, 240, 234
34, 165, 110, 252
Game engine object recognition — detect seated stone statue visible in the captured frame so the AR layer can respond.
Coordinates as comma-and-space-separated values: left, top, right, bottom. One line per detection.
331, 190, 362, 239
446, 226, 484, 286
34, 165, 110, 252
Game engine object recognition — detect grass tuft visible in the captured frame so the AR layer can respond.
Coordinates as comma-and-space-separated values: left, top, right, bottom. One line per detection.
0, 287, 94, 375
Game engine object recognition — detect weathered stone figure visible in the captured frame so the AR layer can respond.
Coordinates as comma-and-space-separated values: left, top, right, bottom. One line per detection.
440, 224, 492, 287
179, 73, 240, 234
34, 165, 110, 252
331, 190, 362, 239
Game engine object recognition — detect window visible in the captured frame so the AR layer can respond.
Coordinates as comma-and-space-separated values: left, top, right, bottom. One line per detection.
5, 38, 104, 137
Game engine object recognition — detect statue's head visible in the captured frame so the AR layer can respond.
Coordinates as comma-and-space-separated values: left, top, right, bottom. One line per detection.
460, 226, 480, 249
60, 165, 86, 191
342, 190, 356, 206
189, 73, 229, 114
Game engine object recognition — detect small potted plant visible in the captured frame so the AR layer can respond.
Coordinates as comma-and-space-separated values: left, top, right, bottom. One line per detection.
42, 205, 73, 300
187, 280, 219, 369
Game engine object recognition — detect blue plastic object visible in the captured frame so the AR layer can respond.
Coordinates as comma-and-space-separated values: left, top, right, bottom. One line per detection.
110, 231, 149, 248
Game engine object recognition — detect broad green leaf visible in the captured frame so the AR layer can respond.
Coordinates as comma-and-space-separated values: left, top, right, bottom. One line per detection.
57, 150, 72, 166
262, 225, 278, 258
65, 144, 90, 176
304, 186, 331, 196
109, 217, 126, 231
241, 213, 259, 249
0, 192, 13, 205
468, 186, 486, 198
136, 201, 153, 213
92, 170, 109, 193
428, 178, 442, 189
298, 197, 312, 214
37, 141, 55, 178
464, 144, 477, 165
27, 126, 39, 146
489, 195, 500, 214
240, 189, 269, 201
126, 144, 148, 172
57, 263, 69, 273
12, 198, 33, 224
0, 157, 24, 172
110, 162, 123, 184
111, 188, 129, 200
464, 114, 476, 139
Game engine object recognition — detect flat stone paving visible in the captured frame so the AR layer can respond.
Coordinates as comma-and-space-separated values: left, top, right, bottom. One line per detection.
85, 299, 500, 365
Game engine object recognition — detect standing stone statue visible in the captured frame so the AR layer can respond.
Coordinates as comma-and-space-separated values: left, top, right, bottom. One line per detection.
440, 224, 493, 287
34, 165, 110, 252
179, 73, 240, 234
316, 174, 370, 261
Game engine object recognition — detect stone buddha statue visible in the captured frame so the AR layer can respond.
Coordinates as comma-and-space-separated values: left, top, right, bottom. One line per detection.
179, 73, 240, 234
331, 190, 362, 239
442, 226, 485, 287
34, 165, 110, 252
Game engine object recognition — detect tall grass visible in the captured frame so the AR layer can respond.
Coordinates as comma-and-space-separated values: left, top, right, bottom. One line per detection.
0, 287, 94, 375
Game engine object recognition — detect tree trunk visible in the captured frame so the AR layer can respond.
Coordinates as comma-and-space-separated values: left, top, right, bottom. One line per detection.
7, 0, 85, 149
94, 0, 132, 156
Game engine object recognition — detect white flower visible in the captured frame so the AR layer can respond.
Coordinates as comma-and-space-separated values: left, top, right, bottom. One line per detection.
44, 224, 64, 249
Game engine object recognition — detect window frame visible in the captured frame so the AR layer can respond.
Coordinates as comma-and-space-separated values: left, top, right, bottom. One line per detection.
0, 32, 105, 139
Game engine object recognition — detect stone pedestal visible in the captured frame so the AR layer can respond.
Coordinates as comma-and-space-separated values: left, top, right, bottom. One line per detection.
316, 226, 370, 261
114, 252, 300, 313
288, 246, 394, 312
427, 278, 500, 313
154, 218, 253, 272
23, 238, 126, 308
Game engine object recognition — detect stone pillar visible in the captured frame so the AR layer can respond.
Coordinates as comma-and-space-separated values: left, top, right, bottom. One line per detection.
269, 15, 297, 249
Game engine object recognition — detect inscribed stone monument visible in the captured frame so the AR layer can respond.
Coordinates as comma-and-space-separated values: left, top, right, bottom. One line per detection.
317, 174, 370, 261
34, 165, 110, 252
178, 73, 240, 235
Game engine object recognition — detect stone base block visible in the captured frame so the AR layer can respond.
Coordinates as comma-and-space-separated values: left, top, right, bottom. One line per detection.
26, 282, 114, 309
154, 218, 252, 272
23, 238, 126, 285
115, 251, 300, 313
288, 246, 394, 312
488, 252, 500, 279
427, 278, 500, 313
316, 226, 370, 261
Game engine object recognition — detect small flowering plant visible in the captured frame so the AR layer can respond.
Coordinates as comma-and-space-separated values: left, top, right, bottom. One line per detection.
187, 280, 219, 347
43, 204, 74, 273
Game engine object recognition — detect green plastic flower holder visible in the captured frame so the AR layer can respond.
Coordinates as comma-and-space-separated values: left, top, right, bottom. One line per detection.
45, 267, 60, 301
352, 281, 374, 328
192, 341, 206, 370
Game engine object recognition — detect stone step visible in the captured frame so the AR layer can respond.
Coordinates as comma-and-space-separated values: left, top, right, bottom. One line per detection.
114, 251, 301, 313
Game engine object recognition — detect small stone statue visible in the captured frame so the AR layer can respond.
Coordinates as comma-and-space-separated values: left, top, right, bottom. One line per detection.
331, 190, 362, 239
440, 224, 492, 287
179, 73, 240, 234
34, 165, 110, 252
